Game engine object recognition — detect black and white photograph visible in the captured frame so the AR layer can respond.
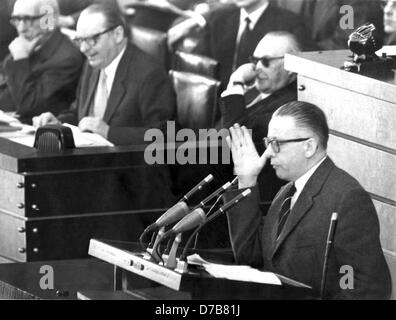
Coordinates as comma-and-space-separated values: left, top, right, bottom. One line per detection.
0, 0, 394, 312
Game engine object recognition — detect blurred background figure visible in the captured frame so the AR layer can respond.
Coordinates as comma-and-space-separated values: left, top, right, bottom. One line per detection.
383, 0, 396, 44
275, 0, 384, 50
0, 0, 84, 121
0, 0, 17, 62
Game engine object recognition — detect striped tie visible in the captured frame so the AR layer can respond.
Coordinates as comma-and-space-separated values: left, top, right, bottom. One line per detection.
277, 183, 296, 238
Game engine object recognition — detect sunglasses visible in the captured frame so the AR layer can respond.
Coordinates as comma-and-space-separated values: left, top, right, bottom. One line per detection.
249, 55, 284, 67
263, 137, 311, 153
73, 25, 119, 47
10, 14, 45, 26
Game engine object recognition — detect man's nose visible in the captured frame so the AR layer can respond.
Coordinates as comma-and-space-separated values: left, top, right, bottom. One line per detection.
16, 21, 29, 34
264, 145, 275, 158
79, 41, 89, 54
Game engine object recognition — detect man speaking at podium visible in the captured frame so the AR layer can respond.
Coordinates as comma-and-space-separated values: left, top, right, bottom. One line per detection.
225, 101, 391, 299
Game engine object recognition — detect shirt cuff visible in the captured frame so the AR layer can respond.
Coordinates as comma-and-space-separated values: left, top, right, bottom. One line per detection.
221, 85, 245, 98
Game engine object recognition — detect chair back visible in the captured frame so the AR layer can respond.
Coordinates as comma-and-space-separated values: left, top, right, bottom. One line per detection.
173, 51, 219, 79
170, 70, 220, 131
130, 25, 169, 69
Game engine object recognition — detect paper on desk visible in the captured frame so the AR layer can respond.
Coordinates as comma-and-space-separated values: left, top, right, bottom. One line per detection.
62, 123, 114, 147
0, 122, 114, 148
187, 254, 281, 286
0, 110, 21, 125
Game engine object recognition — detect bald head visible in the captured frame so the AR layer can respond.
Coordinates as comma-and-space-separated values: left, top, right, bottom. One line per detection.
255, 31, 301, 58
252, 31, 300, 93
12, 0, 59, 39
13, 0, 60, 16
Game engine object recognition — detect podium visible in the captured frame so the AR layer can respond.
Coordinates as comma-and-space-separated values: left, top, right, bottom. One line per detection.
84, 239, 314, 300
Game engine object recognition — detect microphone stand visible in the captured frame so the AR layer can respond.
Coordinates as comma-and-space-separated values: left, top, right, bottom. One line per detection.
192, 177, 238, 250
320, 212, 338, 300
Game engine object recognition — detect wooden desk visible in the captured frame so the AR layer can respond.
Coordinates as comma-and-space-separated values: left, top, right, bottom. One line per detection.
285, 50, 396, 298
0, 138, 176, 262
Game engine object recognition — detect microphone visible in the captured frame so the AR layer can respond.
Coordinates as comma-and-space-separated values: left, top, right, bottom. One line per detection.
142, 174, 214, 235
206, 189, 252, 224
192, 181, 233, 211
181, 174, 214, 202
320, 212, 338, 300
162, 208, 207, 239
179, 188, 252, 261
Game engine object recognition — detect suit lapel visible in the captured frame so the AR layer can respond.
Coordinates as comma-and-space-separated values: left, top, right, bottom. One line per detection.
80, 67, 100, 118
271, 157, 335, 258
103, 44, 131, 123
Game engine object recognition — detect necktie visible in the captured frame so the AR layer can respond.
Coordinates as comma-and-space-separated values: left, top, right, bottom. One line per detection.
277, 183, 297, 238
92, 70, 108, 119
234, 17, 252, 71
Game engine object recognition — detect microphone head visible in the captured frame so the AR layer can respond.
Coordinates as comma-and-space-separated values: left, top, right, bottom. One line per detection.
155, 201, 189, 228
331, 212, 338, 221
171, 208, 207, 235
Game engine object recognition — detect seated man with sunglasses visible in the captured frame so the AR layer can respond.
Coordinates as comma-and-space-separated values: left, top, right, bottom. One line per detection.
33, 2, 176, 145
0, 0, 84, 122
224, 101, 392, 299
218, 31, 300, 202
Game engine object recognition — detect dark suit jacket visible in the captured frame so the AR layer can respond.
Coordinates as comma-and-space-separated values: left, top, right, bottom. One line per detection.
58, 43, 176, 146
0, 29, 84, 121
218, 81, 297, 202
226, 157, 392, 299
276, 0, 384, 50
220, 81, 297, 145
194, 3, 309, 89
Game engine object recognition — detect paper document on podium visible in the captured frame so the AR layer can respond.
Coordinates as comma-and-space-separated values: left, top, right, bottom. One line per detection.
187, 254, 282, 286
62, 123, 114, 147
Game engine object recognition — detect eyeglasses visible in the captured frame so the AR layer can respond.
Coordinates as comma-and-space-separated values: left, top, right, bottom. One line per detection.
249, 55, 284, 67
10, 14, 45, 26
73, 25, 119, 47
263, 137, 311, 153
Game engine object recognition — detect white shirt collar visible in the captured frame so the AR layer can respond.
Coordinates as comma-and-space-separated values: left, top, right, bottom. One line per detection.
291, 155, 327, 208
101, 44, 127, 93
240, 2, 269, 30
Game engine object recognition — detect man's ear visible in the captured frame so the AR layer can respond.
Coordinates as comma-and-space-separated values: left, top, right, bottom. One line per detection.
304, 138, 318, 158
114, 25, 125, 43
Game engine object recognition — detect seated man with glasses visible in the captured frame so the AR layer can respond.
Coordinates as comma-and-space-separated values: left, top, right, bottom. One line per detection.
224, 101, 392, 299
33, 2, 176, 145
218, 31, 300, 202
0, 0, 84, 122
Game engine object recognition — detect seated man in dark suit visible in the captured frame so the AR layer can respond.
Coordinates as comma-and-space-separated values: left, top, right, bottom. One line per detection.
0, 0, 84, 122
33, 3, 176, 146
220, 31, 299, 145
225, 102, 392, 299
218, 31, 300, 203
169, 0, 309, 90
193, 0, 309, 90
